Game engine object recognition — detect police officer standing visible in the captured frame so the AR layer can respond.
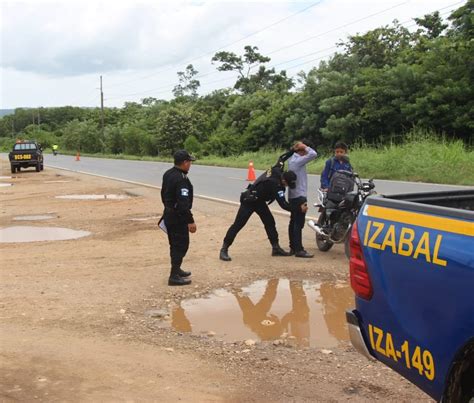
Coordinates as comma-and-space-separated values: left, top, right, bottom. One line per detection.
161, 150, 196, 286
219, 165, 297, 261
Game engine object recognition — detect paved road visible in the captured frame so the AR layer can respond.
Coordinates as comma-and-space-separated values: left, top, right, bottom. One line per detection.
1, 153, 470, 206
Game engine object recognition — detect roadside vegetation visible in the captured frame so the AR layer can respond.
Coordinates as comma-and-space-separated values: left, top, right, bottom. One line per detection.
0, 2, 472, 185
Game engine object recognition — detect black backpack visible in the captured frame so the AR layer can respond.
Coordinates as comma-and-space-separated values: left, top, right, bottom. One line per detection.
327, 170, 354, 202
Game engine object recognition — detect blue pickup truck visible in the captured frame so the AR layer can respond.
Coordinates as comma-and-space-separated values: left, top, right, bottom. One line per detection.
346, 189, 474, 402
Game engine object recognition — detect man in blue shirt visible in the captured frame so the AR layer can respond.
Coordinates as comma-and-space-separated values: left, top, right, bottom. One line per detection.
320, 141, 352, 190
288, 141, 317, 258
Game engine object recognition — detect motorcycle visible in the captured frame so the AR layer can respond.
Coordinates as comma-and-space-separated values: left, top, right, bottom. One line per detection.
307, 172, 376, 258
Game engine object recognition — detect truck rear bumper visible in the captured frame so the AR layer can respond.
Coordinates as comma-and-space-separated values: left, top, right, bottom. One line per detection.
11, 160, 39, 167
346, 310, 375, 361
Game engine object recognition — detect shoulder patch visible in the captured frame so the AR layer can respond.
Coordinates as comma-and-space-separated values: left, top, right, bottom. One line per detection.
181, 188, 189, 197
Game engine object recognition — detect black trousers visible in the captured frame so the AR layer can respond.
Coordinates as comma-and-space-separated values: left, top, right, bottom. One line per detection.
164, 217, 189, 276
288, 197, 307, 252
223, 200, 278, 247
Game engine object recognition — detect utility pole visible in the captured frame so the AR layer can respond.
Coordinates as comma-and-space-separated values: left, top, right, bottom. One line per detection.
100, 76, 104, 139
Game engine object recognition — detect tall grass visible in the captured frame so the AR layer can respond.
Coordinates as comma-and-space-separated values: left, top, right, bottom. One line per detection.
344, 133, 474, 185
198, 133, 474, 185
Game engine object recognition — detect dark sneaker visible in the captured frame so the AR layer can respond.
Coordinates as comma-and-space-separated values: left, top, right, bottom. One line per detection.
289, 249, 295, 256
168, 276, 192, 286
178, 269, 191, 277
219, 248, 232, 261
295, 250, 314, 258
271, 246, 290, 256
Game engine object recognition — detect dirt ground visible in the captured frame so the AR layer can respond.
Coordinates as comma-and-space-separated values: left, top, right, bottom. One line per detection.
0, 159, 431, 402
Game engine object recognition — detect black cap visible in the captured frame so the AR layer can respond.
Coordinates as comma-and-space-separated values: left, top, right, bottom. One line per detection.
174, 150, 196, 164
282, 170, 297, 189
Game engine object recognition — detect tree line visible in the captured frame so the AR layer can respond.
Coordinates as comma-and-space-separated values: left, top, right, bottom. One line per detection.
0, 2, 472, 156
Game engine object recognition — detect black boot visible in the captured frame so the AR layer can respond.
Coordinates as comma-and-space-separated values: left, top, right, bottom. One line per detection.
178, 268, 191, 277
271, 243, 290, 256
169, 266, 191, 286
219, 243, 232, 261
168, 274, 191, 286
295, 250, 314, 258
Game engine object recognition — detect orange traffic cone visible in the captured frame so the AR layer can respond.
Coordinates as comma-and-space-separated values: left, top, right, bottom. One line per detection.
247, 161, 256, 181
75, 151, 80, 161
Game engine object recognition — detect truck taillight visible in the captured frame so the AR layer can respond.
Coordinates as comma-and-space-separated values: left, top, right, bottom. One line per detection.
349, 221, 373, 300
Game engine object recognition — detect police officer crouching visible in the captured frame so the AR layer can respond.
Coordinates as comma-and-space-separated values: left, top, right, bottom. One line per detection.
219, 165, 297, 261
161, 150, 196, 286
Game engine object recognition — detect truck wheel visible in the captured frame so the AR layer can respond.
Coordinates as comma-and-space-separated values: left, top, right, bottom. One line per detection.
36, 162, 41, 172
40, 163, 44, 171
11, 165, 16, 173
316, 213, 334, 252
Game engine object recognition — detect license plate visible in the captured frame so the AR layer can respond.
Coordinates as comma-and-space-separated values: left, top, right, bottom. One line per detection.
14, 154, 31, 160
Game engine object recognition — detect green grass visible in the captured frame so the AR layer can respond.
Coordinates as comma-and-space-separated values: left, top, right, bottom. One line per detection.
5, 134, 472, 185
347, 137, 474, 185
197, 136, 474, 186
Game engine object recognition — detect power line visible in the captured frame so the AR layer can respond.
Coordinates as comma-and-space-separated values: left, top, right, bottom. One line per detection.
106, 1, 412, 101
397, 0, 465, 25
105, 74, 239, 102
265, 1, 410, 58
106, 1, 324, 90
101, 1, 464, 104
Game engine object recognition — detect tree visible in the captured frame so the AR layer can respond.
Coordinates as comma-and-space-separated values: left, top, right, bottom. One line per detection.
340, 22, 412, 68
447, 0, 474, 39
154, 104, 205, 153
414, 11, 448, 39
62, 119, 102, 153
172, 64, 200, 98
212, 45, 292, 94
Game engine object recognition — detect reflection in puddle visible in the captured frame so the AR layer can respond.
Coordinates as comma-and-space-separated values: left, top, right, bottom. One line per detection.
0, 226, 91, 243
56, 194, 130, 200
0, 183, 13, 187
160, 279, 354, 348
13, 215, 56, 221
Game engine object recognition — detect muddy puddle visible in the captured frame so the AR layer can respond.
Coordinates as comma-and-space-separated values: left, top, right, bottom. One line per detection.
0, 226, 91, 243
13, 215, 56, 221
126, 216, 160, 221
154, 279, 354, 348
56, 194, 130, 200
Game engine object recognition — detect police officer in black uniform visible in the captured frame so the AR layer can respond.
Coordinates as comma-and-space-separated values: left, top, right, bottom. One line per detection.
161, 150, 196, 286
219, 165, 297, 261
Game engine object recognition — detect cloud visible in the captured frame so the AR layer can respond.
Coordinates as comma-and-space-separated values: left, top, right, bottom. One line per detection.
1, 1, 265, 76
1, 0, 461, 108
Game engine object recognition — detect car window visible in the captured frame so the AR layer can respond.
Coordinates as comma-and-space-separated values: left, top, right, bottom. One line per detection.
14, 143, 37, 151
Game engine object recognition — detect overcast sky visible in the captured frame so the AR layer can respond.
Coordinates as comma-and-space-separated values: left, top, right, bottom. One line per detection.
0, 0, 464, 109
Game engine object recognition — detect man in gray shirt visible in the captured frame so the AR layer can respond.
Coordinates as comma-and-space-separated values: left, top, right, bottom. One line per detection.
288, 141, 317, 258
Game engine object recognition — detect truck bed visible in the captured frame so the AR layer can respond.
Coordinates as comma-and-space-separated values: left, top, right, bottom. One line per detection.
385, 189, 474, 210
347, 188, 474, 401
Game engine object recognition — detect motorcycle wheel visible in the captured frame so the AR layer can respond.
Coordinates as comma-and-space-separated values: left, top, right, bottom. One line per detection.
315, 212, 334, 252
344, 235, 351, 259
